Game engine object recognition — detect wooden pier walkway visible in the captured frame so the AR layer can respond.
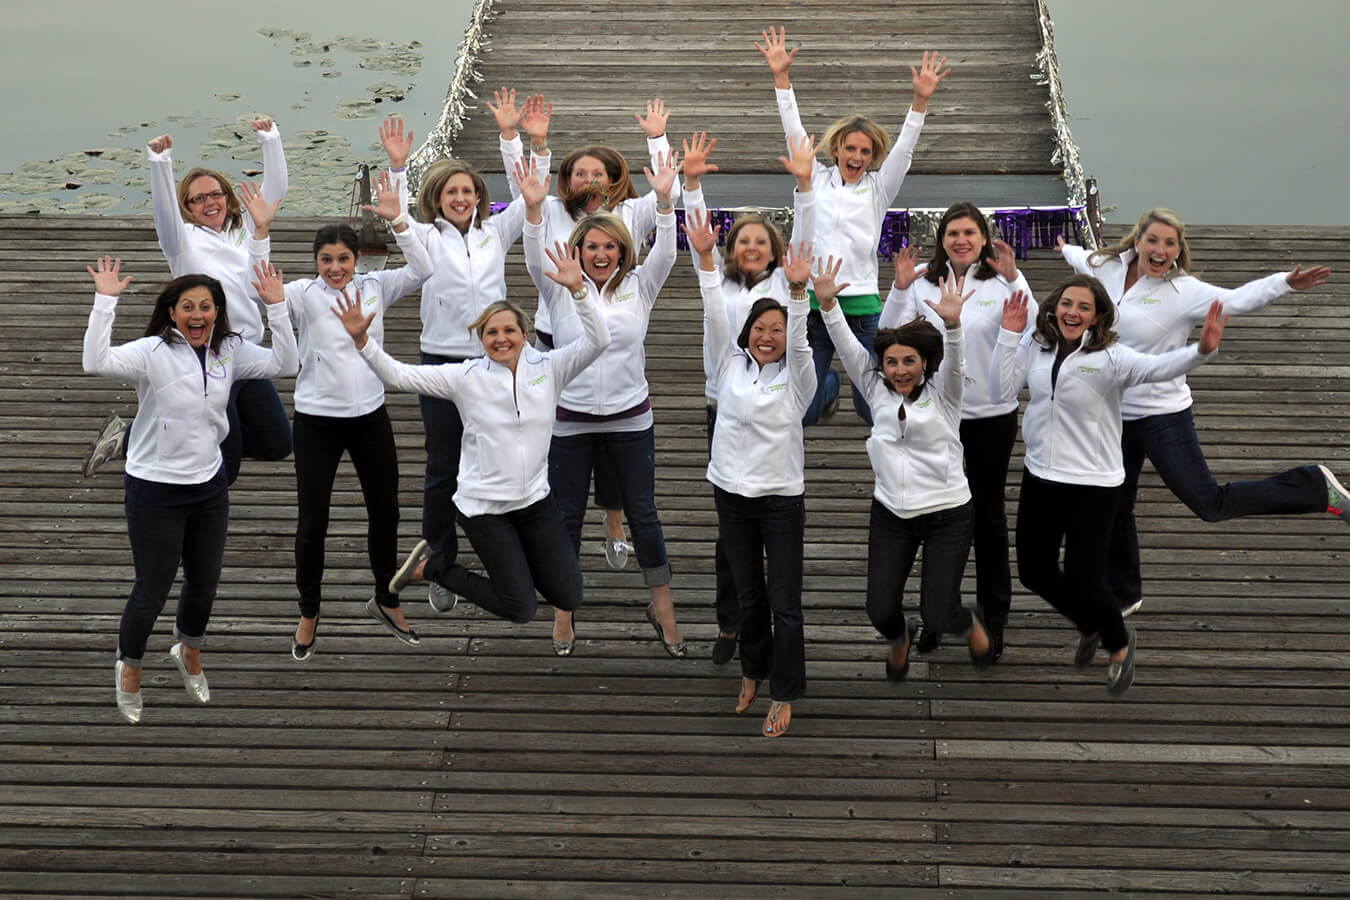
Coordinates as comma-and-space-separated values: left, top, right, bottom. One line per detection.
2, 0, 1349, 896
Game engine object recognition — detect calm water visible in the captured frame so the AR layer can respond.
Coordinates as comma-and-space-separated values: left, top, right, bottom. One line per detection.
3, 1, 1347, 224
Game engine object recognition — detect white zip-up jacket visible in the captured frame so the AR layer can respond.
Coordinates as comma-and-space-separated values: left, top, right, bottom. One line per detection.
777, 86, 924, 296
150, 126, 287, 344
403, 135, 549, 358
880, 262, 1038, 420
531, 135, 675, 336
826, 303, 970, 517
700, 268, 816, 497
682, 183, 816, 401
524, 209, 675, 417
992, 328, 1215, 486
1061, 243, 1290, 421
248, 227, 432, 417
356, 287, 611, 515
83, 295, 298, 484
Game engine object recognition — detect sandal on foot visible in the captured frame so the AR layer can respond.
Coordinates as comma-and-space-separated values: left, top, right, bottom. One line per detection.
645, 602, 687, 659
762, 700, 791, 738
735, 677, 760, 714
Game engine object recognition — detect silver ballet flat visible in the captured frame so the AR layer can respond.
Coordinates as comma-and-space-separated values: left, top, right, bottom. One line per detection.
114, 660, 143, 724
169, 642, 211, 704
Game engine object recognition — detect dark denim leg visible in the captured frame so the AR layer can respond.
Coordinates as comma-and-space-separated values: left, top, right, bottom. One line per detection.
601, 428, 671, 586
1015, 472, 1094, 636
715, 487, 771, 681
801, 309, 840, 427
592, 441, 623, 510
427, 511, 538, 624
706, 406, 740, 632
1107, 418, 1150, 607
843, 312, 878, 426
760, 493, 806, 702
959, 412, 1017, 631
121, 499, 190, 665
234, 379, 293, 461
418, 352, 465, 562
917, 501, 975, 636
865, 500, 922, 641
1143, 408, 1326, 521
292, 412, 345, 618
547, 432, 598, 556
513, 496, 583, 613
174, 489, 229, 646
347, 406, 401, 607
221, 381, 244, 486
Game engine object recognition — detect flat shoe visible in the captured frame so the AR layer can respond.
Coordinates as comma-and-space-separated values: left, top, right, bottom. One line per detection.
711, 632, 738, 666
735, 677, 760, 714
885, 629, 913, 682
1106, 625, 1137, 696
762, 700, 791, 738
169, 642, 210, 704
645, 602, 686, 659
114, 660, 142, 724
1074, 632, 1101, 669
968, 611, 998, 669
366, 598, 420, 646
389, 539, 431, 595
292, 615, 318, 662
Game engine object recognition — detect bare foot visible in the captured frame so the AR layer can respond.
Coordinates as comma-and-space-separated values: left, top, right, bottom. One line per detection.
120, 665, 142, 693
553, 609, 574, 644
968, 620, 990, 657
295, 616, 317, 645
648, 588, 684, 644
762, 700, 792, 737
605, 507, 625, 543
888, 639, 910, 671
385, 606, 412, 632
735, 678, 759, 714
411, 558, 428, 584
180, 645, 203, 675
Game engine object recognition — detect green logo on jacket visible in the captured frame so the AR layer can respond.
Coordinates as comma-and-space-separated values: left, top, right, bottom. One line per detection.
529, 374, 546, 386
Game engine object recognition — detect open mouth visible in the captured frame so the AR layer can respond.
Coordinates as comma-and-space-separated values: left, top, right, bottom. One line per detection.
186, 324, 207, 342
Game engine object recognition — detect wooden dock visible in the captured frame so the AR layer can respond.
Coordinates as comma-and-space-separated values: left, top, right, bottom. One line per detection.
3, 0, 1350, 896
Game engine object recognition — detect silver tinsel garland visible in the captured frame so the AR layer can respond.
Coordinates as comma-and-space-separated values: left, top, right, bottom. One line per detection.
1033, 0, 1096, 249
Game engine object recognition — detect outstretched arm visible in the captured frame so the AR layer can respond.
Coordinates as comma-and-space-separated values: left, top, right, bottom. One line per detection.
82, 257, 144, 379
755, 25, 798, 91
253, 117, 288, 206
147, 134, 189, 259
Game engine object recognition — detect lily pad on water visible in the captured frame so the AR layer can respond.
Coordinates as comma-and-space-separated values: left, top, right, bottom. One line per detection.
214, 92, 244, 102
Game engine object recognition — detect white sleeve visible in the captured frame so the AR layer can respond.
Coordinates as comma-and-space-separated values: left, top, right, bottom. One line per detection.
636, 211, 677, 309
788, 186, 816, 247
523, 219, 562, 315
990, 328, 1031, 405
775, 86, 809, 147
879, 282, 917, 329
821, 302, 881, 403
83, 294, 148, 379
547, 287, 613, 391
876, 108, 925, 206
499, 134, 525, 201
1113, 342, 1210, 389
149, 146, 189, 263
234, 301, 299, 378
1187, 272, 1291, 320
938, 324, 964, 411
372, 225, 433, 303
787, 293, 817, 415
258, 126, 288, 205
358, 337, 463, 400
1060, 243, 1096, 276
699, 267, 734, 383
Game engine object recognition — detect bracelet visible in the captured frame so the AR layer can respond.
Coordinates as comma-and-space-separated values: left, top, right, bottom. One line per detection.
789, 288, 808, 301
787, 280, 808, 293
655, 200, 674, 214
388, 213, 407, 230
531, 144, 549, 154
570, 286, 589, 301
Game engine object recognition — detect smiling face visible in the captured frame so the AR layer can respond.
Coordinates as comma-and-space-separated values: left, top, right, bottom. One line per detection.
942, 216, 988, 270
883, 342, 926, 396
731, 223, 775, 279
568, 155, 611, 214
746, 307, 787, 367
315, 242, 358, 291
185, 174, 229, 231
833, 130, 876, 184
1055, 285, 1099, 344
438, 172, 480, 230
169, 285, 218, 348
479, 309, 527, 367
1134, 221, 1182, 279
579, 226, 623, 284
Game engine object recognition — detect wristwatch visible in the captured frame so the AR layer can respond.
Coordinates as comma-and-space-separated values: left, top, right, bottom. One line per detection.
570, 286, 589, 301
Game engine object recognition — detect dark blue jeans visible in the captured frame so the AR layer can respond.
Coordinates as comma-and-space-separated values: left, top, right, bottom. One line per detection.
424, 495, 582, 623
804, 309, 877, 426
1017, 472, 1128, 652
549, 427, 672, 587
959, 412, 1018, 632
293, 407, 400, 616
1108, 407, 1328, 605
705, 405, 739, 632
536, 335, 619, 510
120, 488, 229, 666
714, 487, 806, 702
418, 352, 466, 564
222, 379, 293, 485
866, 499, 974, 641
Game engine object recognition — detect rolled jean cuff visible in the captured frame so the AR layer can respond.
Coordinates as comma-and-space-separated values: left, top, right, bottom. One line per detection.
172, 626, 206, 649
642, 561, 672, 588
117, 651, 144, 669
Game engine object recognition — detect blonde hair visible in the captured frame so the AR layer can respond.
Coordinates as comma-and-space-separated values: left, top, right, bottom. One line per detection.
568, 212, 636, 296
821, 115, 891, 172
176, 169, 242, 232
416, 159, 491, 228
1091, 207, 1191, 276
468, 300, 531, 338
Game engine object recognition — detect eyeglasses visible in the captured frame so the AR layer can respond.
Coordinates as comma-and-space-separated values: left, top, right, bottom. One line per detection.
187, 190, 227, 206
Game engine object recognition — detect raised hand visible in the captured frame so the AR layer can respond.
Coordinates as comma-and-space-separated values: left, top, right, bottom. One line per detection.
240, 180, 281, 235
1198, 300, 1229, 354
910, 51, 951, 111
1054, 234, 1068, 250
1001, 291, 1029, 333
1287, 264, 1332, 290
682, 132, 718, 183
635, 99, 670, 138
251, 117, 276, 134
487, 87, 521, 138
544, 241, 585, 293
989, 238, 1019, 281
778, 134, 817, 189
755, 26, 798, 88
362, 170, 406, 224
148, 134, 172, 154
926, 272, 974, 328
251, 260, 285, 306
892, 244, 923, 290
520, 94, 552, 146
643, 149, 682, 202
682, 208, 720, 265
782, 241, 813, 286
331, 287, 375, 348
379, 115, 414, 169
87, 256, 132, 297
811, 255, 852, 310
513, 157, 551, 209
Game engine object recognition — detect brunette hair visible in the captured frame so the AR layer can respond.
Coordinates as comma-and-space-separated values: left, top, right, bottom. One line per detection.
143, 274, 236, 355
1033, 274, 1117, 354
736, 298, 788, 352
312, 224, 360, 257
722, 214, 786, 287
873, 318, 943, 398
821, 115, 891, 172
416, 158, 492, 228
567, 213, 636, 296
1090, 207, 1191, 276
468, 300, 531, 339
923, 202, 998, 285
557, 145, 637, 218
176, 169, 243, 232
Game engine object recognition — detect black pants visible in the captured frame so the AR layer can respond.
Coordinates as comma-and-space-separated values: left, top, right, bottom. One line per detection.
425, 495, 583, 624
1015, 471, 1128, 652
959, 411, 1017, 632
222, 378, 293, 485
866, 499, 975, 640
705, 405, 740, 632
417, 352, 466, 565
293, 406, 400, 615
